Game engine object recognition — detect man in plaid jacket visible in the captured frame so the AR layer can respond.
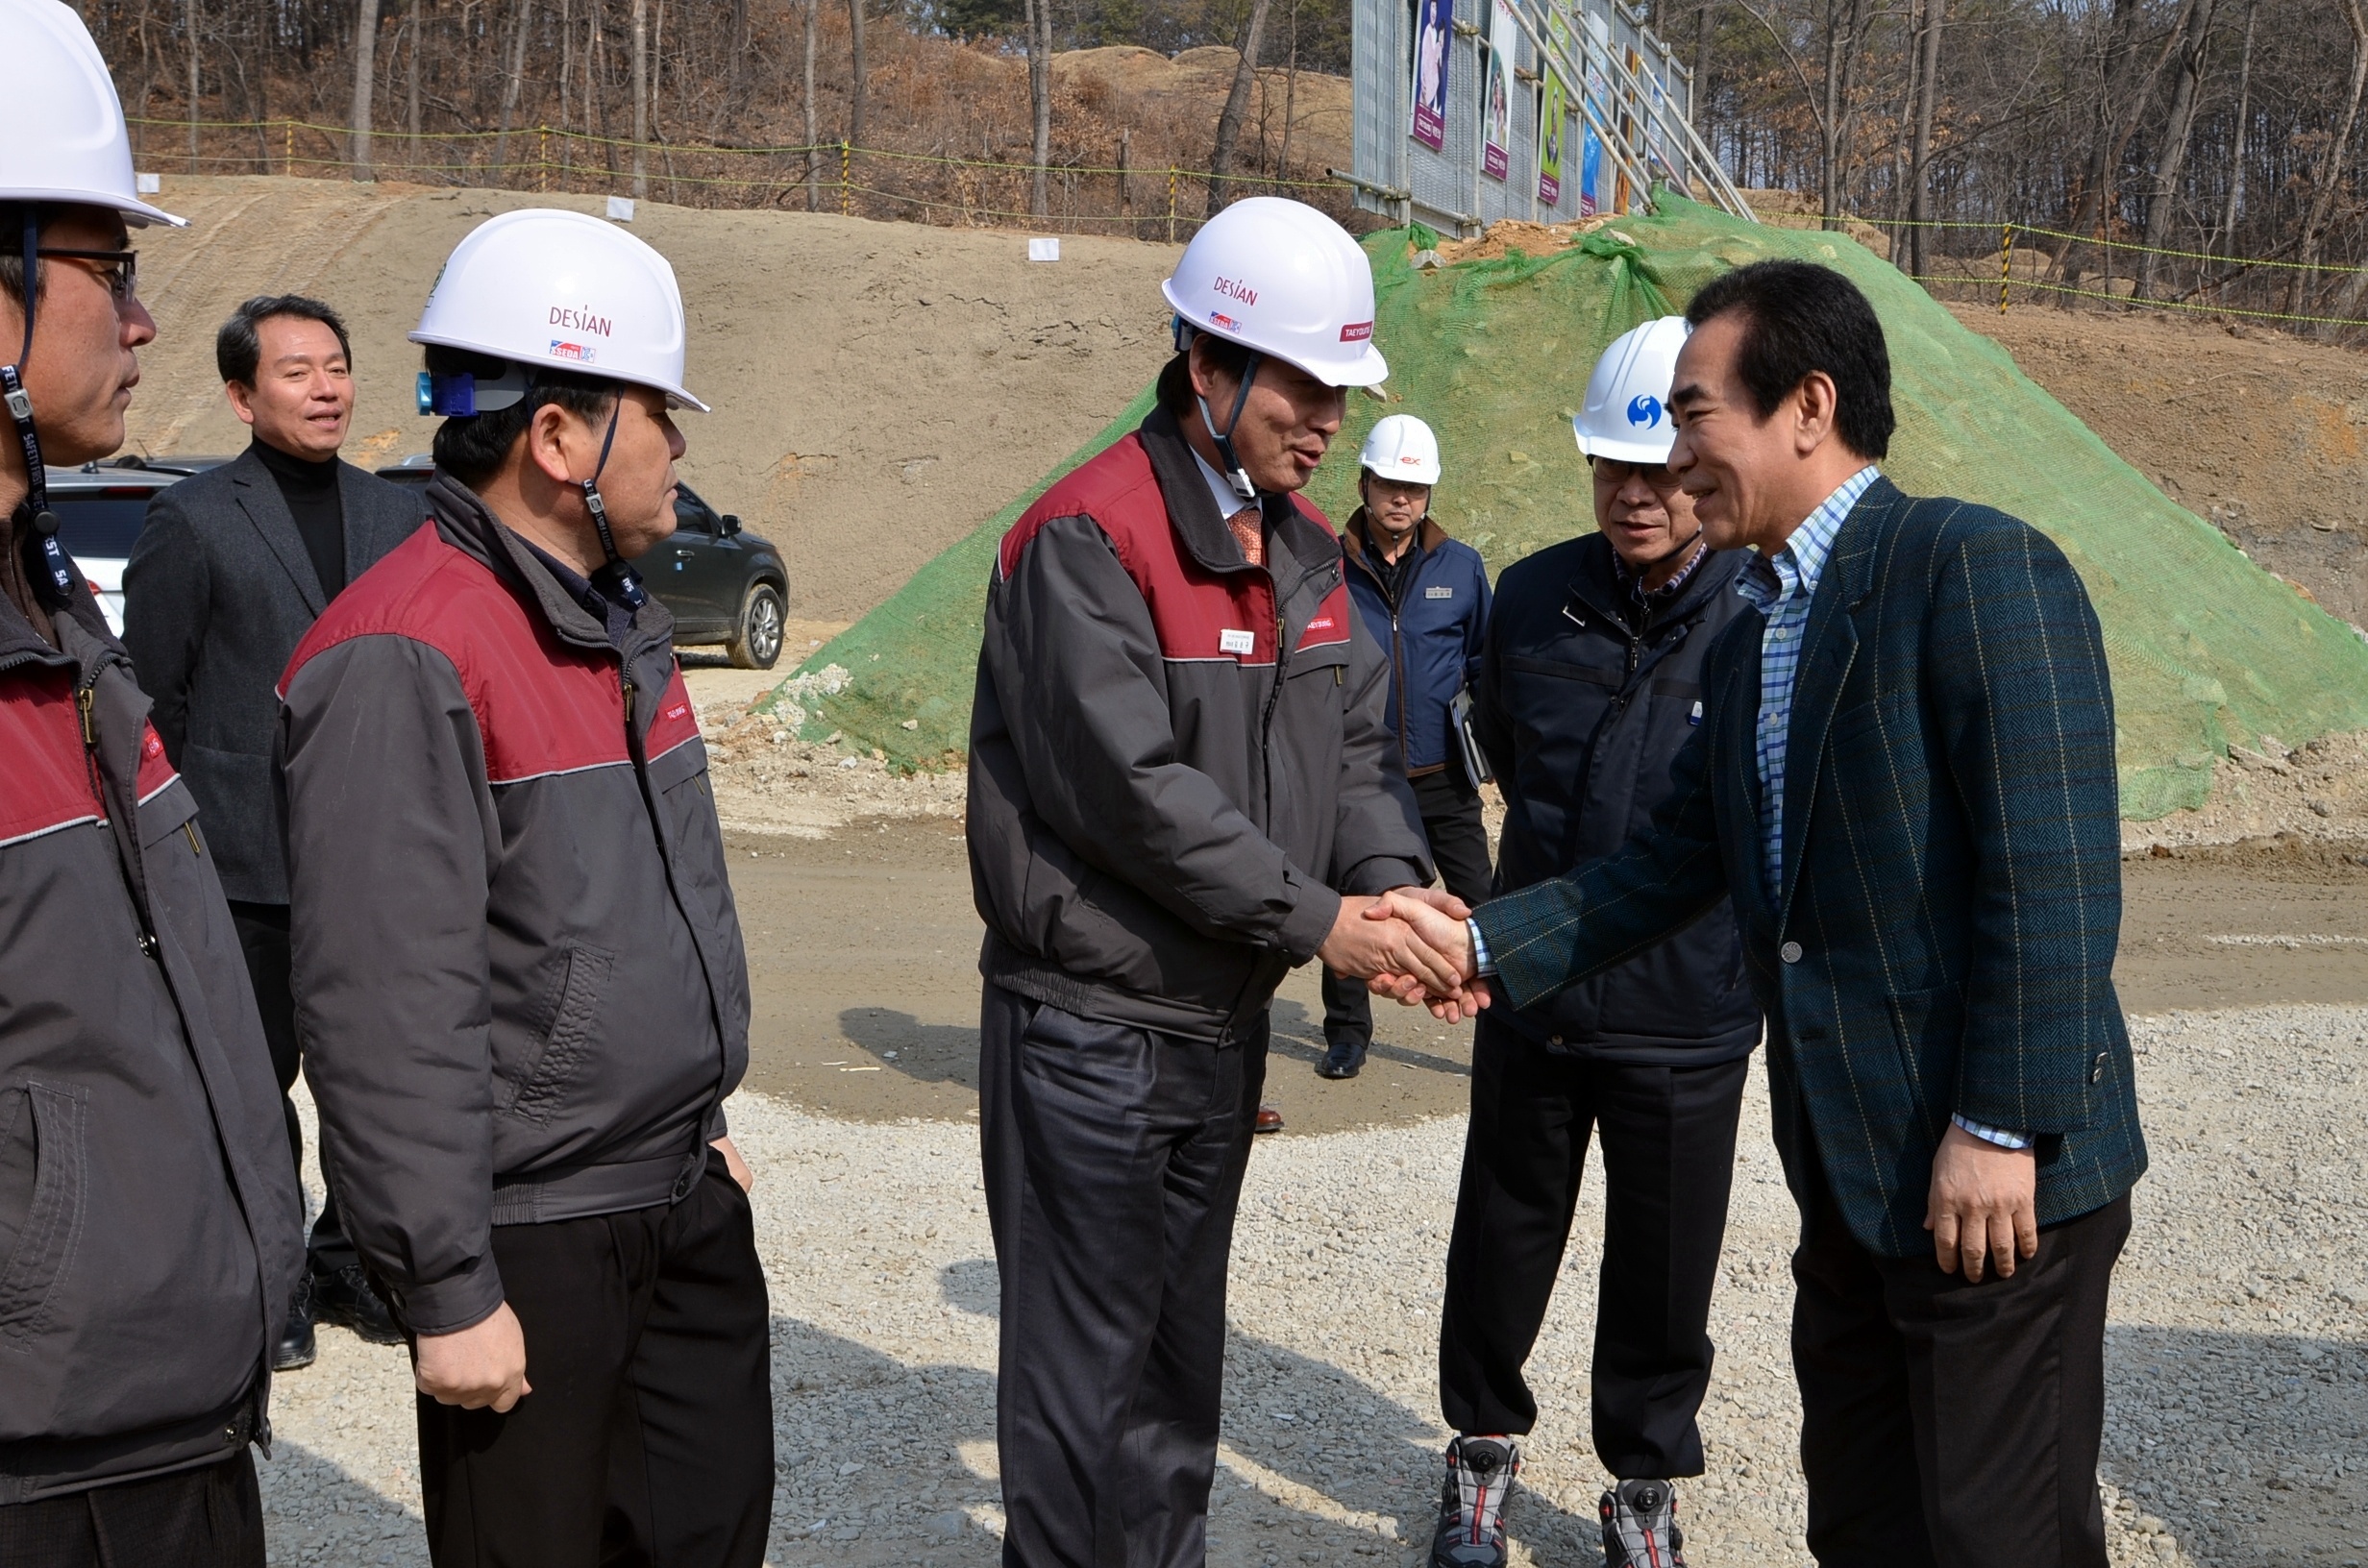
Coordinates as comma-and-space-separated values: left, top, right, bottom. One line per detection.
1378, 260, 2146, 1567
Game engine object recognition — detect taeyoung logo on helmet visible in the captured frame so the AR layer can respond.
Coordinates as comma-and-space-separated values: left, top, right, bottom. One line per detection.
549, 340, 597, 363
1625, 394, 1664, 429
1339, 321, 1374, 343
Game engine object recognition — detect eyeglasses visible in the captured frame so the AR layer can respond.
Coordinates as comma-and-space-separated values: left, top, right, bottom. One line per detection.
37, 248, 138, 303
1589, 456, 1686, 493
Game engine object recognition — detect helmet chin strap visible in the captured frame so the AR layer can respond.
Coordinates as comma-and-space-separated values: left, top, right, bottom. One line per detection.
577, 394, 647, 611
3, 209, 77, 610
1178, 324, 1262, 503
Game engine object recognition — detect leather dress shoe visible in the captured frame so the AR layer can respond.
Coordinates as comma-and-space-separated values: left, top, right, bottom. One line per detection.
310, 1262, 405, 1345
1254, 1105, 1285, 1134
273, 1274, 317, 1371
1317, 1039, 1367, 1079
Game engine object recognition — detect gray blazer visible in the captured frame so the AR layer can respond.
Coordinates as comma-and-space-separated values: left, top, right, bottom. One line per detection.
123, 446, 425, 903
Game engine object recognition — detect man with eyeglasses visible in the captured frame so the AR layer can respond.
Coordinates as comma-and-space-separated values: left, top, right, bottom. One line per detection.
1423, 317, 1759, 1568
0, 2, 301, 1561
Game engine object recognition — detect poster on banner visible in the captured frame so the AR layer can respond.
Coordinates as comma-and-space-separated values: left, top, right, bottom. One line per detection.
1481, 0, 1516, 181
1580, 10, 1611, 212
1538, 76, 1565, 206
1411, 0, 1452, 152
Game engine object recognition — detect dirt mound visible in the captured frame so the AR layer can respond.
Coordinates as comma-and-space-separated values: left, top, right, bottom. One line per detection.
1949, 302, 2368, 631
1737, 187, 1893, 260
122, 175, 1181, 623
1054, 46, 1350, 184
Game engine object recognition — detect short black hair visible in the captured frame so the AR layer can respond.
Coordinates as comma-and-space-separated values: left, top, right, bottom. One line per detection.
422, 344, 618, 490
1684, 260, 1894, 461
0, 203, 57, 315
1155, 330, 1256, 419
216, 295, 354, 386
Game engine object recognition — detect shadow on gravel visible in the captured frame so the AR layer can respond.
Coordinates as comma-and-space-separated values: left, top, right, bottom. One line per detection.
837, 1258, 1601, 1566
837, 1006, 983, 1091
2102, 1325, 2368, 1566
1270, 997, 1475, 1079
255, 1440, 429, 1566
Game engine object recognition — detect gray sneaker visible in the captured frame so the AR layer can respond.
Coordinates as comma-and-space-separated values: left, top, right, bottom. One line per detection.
1599, 1478, 1687, 1568
1429, 1435, 1519, 1568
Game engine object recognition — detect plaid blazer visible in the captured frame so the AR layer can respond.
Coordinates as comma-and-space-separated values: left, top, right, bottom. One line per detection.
1473, 478, 2148, 1256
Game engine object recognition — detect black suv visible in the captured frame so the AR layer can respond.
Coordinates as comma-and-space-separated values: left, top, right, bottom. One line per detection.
377, 457, 791, 669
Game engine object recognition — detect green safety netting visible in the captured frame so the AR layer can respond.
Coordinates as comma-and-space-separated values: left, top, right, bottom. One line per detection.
765, 191, 2368, 818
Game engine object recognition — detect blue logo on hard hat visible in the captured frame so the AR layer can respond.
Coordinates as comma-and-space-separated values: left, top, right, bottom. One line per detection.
1626, 394, 1664, 429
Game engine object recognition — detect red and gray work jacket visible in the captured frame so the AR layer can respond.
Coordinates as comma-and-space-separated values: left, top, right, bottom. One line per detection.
278, 476, 750, 1336
967, 405, 1434, 1043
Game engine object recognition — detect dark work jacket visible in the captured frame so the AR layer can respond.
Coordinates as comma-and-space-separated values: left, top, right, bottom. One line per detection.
1472, 531, 1761, 1064
1340, 512, 1492, 776
967, 407, 1433, 1043
279, 478, 748, 1335
0, 549, 301, 1501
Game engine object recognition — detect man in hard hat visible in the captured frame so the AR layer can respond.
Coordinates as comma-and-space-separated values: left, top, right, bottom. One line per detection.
968, 195, 1472, 1567
123, 293, 420, 1372
279, 209, 771, 1566
0, 1, 301, 1558
1320, 413, 1493, 1080
1424, 318, 1759, 1568
1378, 261, 2144, 1567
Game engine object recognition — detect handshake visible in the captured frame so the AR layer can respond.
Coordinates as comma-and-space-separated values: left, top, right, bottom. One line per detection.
1315, 887, 1492, 1022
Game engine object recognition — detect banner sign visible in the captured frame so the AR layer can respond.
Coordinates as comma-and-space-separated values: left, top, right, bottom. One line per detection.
1481, 0, 1517, 181
1579, 10, 1610, 213
1538, 76, 1565, 205
1411, 0, 1452, 152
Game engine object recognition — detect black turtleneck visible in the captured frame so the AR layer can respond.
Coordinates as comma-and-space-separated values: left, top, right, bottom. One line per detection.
251, 437, 346, 599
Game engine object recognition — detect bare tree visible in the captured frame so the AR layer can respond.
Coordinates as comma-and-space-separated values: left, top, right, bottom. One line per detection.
631, 0, 649, 198
802, 0, 821, 209
2288, 0, 2368, 313
1815, 0, 1872, 230
2138, 0, 2220, 298
494, 0, 534, 177
1907, 0, 1946, 279
406, 0, 421, 147
184, 0, 198, 172
1208, 0, 1276, 215
351, 0, 382, 181
848, 0, 866, 151
1024, 0, 1051, 216
2212, 0, 2259, 250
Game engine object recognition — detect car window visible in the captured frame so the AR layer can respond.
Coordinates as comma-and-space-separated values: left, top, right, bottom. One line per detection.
48, 492, 156, 559
674, 488, 718, 532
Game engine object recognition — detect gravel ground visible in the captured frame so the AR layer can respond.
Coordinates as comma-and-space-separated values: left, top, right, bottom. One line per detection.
260, 1004, 2368, 1566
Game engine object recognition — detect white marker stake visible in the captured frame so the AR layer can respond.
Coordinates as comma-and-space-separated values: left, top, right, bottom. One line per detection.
1027, 236, 1061, 262
606, 196, 637, 223
136, 173, 161, 195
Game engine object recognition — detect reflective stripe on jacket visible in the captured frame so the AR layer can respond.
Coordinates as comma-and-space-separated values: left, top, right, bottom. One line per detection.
967, 406, 1433, 1042
279, 476, 749, 1335
0, 576, 300, 1502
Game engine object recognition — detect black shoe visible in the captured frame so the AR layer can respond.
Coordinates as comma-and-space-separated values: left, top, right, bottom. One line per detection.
1600, 1478, 1686, 1568
1316, 1039, 1367, 1079
1429, 1435, 1518, 1568
310, 1262, 405, 1345
273, 1275, 317, 1371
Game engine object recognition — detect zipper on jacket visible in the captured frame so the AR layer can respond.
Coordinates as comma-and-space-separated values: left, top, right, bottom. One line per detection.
78, 669, 161, 960
621, 673, 635, 726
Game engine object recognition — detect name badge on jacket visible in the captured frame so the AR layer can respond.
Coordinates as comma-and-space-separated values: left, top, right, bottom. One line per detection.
1424, 585, 1454, 599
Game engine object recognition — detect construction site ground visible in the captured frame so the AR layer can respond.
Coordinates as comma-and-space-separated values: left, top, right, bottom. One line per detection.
112, 179, 2368, 1563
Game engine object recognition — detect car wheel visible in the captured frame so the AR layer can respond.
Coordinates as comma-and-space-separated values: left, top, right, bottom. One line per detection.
728, 581, 786, 670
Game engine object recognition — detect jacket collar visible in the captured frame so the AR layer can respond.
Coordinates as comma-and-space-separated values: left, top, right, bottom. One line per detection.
1341, 507, 1446, 577
422, 473, 673, 661
1138, 405, 1339, 589
1566, 530, 1747, 633
228, 446, 330, 616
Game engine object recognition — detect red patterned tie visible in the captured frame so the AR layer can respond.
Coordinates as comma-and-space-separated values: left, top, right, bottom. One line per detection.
1227, 506, 1264, 569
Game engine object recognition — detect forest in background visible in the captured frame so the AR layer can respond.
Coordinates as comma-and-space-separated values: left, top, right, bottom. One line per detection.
56, 0, 2368, 323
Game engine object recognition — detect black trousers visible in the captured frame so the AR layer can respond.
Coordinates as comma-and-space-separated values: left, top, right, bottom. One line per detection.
979, 982, 1268, 1568
1320, 767, 1495, 1049
0, 1453, 262, 1568
1438, 1015, 1747, 1479
226, 899, 353, 1274
1791, 1135, 2130, 1568
414, 1166, 774, 1568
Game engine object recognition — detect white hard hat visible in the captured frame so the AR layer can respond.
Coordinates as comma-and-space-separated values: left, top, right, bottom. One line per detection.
1573, 315, 1690, 464
0, 0, 183, 227
1161, 197, 1388, 388
1360, 414, 1441, 485
409, 208, 708, 411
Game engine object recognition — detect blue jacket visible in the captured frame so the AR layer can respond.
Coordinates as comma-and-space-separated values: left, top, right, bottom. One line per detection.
1472, 479, 2146, 1258
1472, 532, 1761, 1064
1341, 511, 1492, 776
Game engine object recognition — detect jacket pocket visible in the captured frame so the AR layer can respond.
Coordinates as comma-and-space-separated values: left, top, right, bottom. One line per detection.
1883, 984, 1961, 1137
506, 945, 616, 1126
0, 1082, 89, 1345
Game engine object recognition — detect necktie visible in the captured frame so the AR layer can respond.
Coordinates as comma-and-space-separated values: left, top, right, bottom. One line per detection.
1227, 506, 1264, 570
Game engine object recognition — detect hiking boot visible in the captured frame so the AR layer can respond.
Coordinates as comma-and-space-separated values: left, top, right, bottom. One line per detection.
1599, 1478, 1686, 1568
310, 1262, 405, 1345
1429, 1435, 1519, 1568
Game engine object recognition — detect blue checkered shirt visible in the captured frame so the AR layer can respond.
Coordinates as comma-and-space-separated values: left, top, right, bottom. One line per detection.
1730, 466, 2026, 1152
